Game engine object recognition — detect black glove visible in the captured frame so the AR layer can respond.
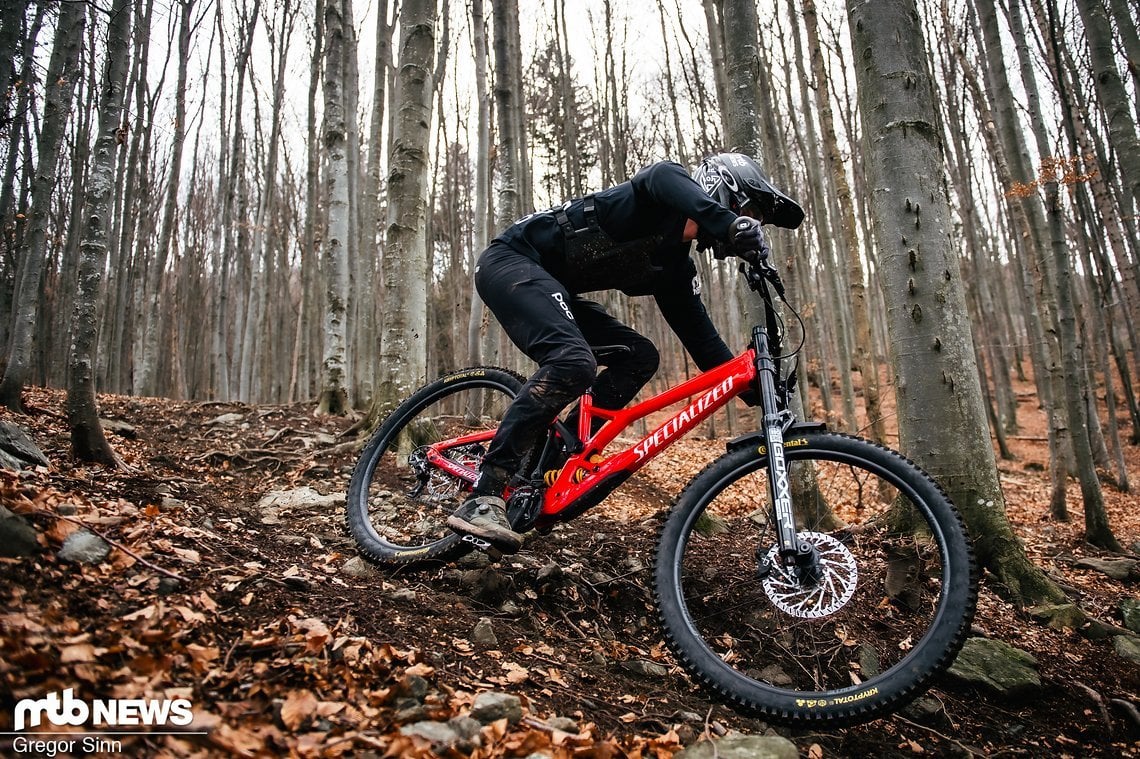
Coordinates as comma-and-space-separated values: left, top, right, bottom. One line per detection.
728, 216, 770, 263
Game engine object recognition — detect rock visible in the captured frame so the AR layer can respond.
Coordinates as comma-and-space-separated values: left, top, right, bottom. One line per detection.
621, 556, 646, 574
1122, 599, 1140, 634
473, 617, 498, 648
256, 487, 345, 525
390, 588, 418, 603
156, 577, 181, 595
0, 505, 39, 557
947, 637, 1041, 698
675, 734, 799, 759
694, 511, 730, 536
1113, 635, 1140, 666
499, 600, 523, 617
398, 674, 431, 702
621, 659, 669, 679
756, 664, 792, 687
99, 419, 136, 438
1074, 557, 1140, 582
400, 720, 460, 747
160, 497, 187, 511
0, 421, 50, 470
58, 530, 111, 564
341, 556, 380, 578
747, 508, 769, 526
449, 715, 483, 740
257, 487, 342, 510
470, 692, 523, 725
1030, 603, 1089, 630
545, 716, 579, 733
536, 561, 563, 584
903, 696, 948, 725
1029, 603, 1125, 640
206, 412, 245, 426
458, 550, 492, 569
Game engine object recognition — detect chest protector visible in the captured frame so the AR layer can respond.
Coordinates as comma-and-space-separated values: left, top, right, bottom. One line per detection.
553, 196, 669, 296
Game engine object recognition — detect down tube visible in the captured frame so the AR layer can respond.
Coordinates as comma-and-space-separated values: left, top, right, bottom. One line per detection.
541, 355, 757, 519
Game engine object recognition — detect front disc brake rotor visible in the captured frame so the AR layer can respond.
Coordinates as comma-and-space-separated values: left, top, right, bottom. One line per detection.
761, 531, 858, 618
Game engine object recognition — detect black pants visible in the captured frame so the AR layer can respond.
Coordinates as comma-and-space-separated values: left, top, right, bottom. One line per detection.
474, 243, 659, 482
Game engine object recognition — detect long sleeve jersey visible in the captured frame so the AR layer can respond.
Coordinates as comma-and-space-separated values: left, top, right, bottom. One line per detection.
493, 161, 740, 370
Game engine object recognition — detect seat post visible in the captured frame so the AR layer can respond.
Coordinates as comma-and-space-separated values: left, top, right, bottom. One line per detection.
577, 392, 594, 444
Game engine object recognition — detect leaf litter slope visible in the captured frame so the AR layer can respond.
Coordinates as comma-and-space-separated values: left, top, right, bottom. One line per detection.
0, 385, 1137, 757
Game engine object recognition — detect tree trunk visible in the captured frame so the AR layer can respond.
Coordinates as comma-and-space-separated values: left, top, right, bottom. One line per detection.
317, 0, 351, 416
370, 0, 438, 421
67, 0, 131, 466
493, 0, 524, 228
0, 1, 87, 411
848, 0, 1064, 604
1075, 0, 1140, 212
135, 0, 196, 397
467, 0, 491, 368
1005, 0, 1119, 549
802, 0, 887, 445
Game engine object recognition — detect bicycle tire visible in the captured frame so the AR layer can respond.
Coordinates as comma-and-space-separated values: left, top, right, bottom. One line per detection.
655, 430, 977, 726
345, 367, 524, 565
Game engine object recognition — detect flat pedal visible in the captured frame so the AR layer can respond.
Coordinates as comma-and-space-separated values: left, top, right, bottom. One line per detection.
460, 533, 503, 560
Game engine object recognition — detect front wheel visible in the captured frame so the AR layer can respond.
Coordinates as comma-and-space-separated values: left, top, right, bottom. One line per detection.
655, 430, 977, 726
345, 367, 523, 565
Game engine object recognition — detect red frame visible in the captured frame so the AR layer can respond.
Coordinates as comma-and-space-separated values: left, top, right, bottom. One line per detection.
425, 349, 757, 523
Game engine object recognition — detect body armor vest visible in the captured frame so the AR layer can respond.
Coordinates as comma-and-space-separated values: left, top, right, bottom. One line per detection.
552, 196, 669, 296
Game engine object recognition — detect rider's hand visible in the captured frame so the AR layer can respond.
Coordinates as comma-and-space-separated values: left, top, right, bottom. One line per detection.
728, 217, 769, 263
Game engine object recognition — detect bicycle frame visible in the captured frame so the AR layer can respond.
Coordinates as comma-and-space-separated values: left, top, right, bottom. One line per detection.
420, 351, 755, 506
538, 350, 756, 524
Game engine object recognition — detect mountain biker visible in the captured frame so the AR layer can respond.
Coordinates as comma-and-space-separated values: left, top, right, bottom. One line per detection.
448, 153, 804, 554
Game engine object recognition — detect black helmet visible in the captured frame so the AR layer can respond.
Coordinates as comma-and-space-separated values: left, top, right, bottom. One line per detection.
693, 152, 805, 229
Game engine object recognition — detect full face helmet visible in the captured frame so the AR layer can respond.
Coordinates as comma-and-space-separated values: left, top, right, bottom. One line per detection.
693, 152, 805, 229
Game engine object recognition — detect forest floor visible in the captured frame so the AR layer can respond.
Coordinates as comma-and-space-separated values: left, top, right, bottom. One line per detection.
1, 382, 1139, 758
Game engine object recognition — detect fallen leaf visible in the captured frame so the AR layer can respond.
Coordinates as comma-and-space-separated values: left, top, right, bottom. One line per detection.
281, 689, 319, 731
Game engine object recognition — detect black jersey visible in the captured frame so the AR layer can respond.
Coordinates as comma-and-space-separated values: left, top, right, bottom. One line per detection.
492, 161, 739, 371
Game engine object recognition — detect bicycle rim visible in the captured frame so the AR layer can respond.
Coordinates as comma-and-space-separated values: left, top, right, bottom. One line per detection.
346, 370, 520, 563
657, 431, 975, 725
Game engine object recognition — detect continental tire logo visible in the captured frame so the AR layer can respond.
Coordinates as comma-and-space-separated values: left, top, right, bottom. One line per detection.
443, 369, 487, 383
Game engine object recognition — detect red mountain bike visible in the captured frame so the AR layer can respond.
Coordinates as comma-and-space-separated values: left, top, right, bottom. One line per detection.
345, 259, 977, 727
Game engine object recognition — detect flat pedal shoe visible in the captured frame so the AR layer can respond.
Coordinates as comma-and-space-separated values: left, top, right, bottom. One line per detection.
448, 495, 523, 554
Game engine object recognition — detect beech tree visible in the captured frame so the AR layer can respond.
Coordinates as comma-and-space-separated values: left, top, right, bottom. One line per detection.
0, 1, 87, 412
370, 0, 439, 421
317, 0, 351, 416
847, 0, 1063, 604
67, 0, 132, 466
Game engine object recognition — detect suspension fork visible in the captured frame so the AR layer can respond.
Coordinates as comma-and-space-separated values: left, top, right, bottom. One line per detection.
752, 326, 813, 573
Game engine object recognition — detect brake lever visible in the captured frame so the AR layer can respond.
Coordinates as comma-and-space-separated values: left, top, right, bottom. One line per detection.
739, 261, 786, 298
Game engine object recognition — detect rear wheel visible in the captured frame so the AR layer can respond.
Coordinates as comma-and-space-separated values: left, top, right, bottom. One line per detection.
345, 367, 523, 565
655, 430, 977, 726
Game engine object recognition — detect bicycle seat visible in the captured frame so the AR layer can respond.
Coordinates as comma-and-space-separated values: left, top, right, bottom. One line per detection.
590, 344, 632, 363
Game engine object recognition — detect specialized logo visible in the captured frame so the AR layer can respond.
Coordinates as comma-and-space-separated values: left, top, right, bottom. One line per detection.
551, 292, 575, 321
13, 689, 194, 732
634, 376, 735, 460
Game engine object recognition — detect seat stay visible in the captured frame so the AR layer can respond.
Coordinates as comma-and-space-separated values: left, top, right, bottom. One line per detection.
423, 429, 497, 482
540, 350, 757, 522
